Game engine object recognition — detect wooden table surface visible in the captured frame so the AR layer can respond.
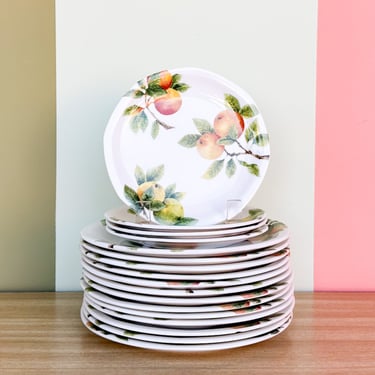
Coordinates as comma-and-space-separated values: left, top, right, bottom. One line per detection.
0, 292, 374, 374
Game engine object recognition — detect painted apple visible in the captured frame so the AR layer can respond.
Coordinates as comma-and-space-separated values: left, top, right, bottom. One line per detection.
154, 88, 182, 115
213, 109, 245, 138
148, 70, 173, 90
136, 181, 165, 202
157, 70, 173, 90
154, 198, 184, 225
196, 132, 224, 160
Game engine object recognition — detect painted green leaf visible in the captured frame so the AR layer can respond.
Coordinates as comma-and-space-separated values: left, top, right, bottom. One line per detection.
171, 73, 181, 85
127, 207, 138, 215
129, 111, 148, 132
124, 105, 142, 116
146, 71, 159, 82
124, 330, 137, 337
193, 118, 213, 134
140, 186, 156, 202
239, 161, 260, 176
251, 105, 259, 116
224, 94, 241, 112
149, 200, 166, 212
217, 136, 235, 146
228, 124, 238, 139
247, 208, 264, 220
226, 158, 236, 178
151, 120, 160, 139
124, 184, 141, 211
134, 165, 146, 185
250, 119, 259, 134
254, 133, 269, 146
145, 84, 166, 97
139, 111, 149, 132
268, 220, 286, 233
172, 82, 190, 92
172, 191, 186, 201
202, 159, 225, 179
178, 134, 200, 148
146, 164, 164, 182
164, 183, 176, 198
137, 78, 147, 89
124, 89, 144, 98
239, 104, 255, 118
244, 126, 254, 143
175, 217, 199, 226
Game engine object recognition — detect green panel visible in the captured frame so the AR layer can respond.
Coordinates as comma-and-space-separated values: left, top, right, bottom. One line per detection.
0, 0, 56, 291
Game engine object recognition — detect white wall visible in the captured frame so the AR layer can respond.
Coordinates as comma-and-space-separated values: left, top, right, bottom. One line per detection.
56, 0, 317, 291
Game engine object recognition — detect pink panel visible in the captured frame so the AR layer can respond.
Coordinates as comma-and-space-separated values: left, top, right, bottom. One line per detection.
315, 0, 375, 290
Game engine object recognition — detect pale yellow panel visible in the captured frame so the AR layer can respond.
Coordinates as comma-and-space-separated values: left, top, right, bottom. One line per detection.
0, 0, 56, 290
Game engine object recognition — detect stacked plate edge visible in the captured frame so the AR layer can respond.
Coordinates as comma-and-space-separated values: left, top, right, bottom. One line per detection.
79, 205, 295, 352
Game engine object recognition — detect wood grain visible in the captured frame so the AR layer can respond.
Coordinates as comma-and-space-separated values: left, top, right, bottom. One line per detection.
0, 292, 374, 374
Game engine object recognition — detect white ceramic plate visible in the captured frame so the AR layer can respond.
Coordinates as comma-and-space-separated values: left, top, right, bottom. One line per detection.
83, 282, 294, 323
103, 67, 270, 226
82, 293, 294, 332
82, 300, 293, 343
81, 276, 292, 313
83, 280, 292, 320
105, 216, 268, 238
80, 239, 289, 266
81, 246, 290, 282
105, 205, 266, 231
81, 258, 290, 298
80, 254, 290, 291
80, 220, 289, 258
105, 223, 268, 249
81, 306, 293, 351
81, 267, 292, 307
80, 246, 290, 275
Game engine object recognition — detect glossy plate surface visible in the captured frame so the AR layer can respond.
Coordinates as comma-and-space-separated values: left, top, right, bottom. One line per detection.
103, 67, 270, 226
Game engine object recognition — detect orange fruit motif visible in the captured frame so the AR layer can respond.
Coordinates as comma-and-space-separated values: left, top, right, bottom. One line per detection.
154, 88, 182, 115
213, 109, 245, 138
157, 70, 173, 89
196, 133, 224, 160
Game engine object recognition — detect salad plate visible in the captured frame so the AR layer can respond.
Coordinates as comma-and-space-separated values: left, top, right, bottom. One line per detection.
80, 220, 289, 258
105, 205, 266, 231
105, 223, 268, 249
105, 216, 268, 238
103, 67, 270, 226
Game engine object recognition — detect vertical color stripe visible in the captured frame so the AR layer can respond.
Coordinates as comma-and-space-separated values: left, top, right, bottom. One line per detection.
315, 0, 375, 290
0, 0, 56, 291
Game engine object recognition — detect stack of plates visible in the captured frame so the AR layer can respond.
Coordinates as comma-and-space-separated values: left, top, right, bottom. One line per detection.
80, 205, 294, 351
80, 67, 294, 351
